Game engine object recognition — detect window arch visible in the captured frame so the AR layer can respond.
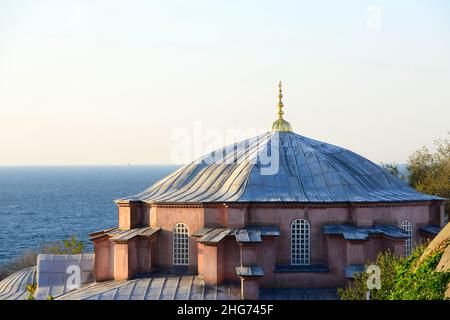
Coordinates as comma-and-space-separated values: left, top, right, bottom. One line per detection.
291, 219, 310, 265
400, 220, 413, 257
173, 223, 189, 266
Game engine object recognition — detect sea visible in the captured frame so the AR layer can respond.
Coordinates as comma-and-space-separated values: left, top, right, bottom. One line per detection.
0, 165, 179, 265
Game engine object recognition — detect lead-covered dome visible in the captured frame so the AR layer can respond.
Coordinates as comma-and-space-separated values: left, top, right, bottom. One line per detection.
117, 130, 442, 204
118, 82, 442, 204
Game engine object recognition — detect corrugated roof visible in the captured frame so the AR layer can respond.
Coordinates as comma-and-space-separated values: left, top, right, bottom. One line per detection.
194, 226, 280, 244
0, 267, 36, 300
235, 229, 262, 243
345, 264, 365, 279
322, 224, 410, 240
117, 131, 443, 204
420, 225, 442, 235
236, 266, 264, 277
90, 227, 161, 242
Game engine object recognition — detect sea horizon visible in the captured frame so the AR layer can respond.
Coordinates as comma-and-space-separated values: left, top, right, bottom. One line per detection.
0, 163, 409, 266
0, 165, 180, 265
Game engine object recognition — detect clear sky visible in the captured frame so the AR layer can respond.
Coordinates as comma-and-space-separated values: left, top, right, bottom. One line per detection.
0, 0, 449, 165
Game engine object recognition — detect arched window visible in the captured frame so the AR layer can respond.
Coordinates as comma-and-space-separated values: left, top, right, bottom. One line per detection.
400, 220, 413, 257
173, 223, 189, 266
291, 219, 310, 265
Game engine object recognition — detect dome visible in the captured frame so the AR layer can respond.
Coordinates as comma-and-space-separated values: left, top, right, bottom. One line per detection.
117, 82, 442, 204
118, 130, 442, 204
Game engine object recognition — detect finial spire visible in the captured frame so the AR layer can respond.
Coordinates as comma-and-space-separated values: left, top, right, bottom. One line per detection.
272, 81, 292, 132
277, 81, 284, 118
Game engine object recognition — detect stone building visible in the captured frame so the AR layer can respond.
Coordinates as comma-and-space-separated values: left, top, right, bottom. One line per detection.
90, 82, 446, 299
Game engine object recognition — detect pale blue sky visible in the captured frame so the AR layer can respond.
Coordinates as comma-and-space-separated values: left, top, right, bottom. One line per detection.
0, 0, 449, 165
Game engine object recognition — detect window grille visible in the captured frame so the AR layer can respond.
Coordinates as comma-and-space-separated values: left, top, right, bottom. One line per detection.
400, 220, 413, 257
291, 219, 310, 265
173, 223, 189, 265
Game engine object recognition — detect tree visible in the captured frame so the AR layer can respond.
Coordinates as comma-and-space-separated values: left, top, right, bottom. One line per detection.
0, 235, 85, 281
338, 246, 450, 300
338, 250, 398, 300
46, 235, 85, 255
380, 162, 406, 181
407, 135, 450, 219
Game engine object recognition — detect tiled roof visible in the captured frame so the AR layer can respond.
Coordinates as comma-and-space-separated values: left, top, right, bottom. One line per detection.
0, 267, 241, 300
90, 227, 161, 242
236, 266, 264, 277
34, 254, 95, 300
0, 267, 36, 300
57, 275, 241, 300
420, 225, 442, 235
345, 264, 365, 279
117, 131, 443, 204
192, 226, 280, 244
322, 224, 410, 240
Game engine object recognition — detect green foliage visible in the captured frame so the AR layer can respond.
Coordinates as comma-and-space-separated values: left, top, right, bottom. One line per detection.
380, 135, 449, 221
62, 235, 85, 254
338, 246, 450, 300
391, 249, 450, 300
338, 250, 398, 300
0, 235, 86, 281
380, 162, 406, 181
46, 235, 85, 255
407, 135, 450, 218
26, 283, 36, 300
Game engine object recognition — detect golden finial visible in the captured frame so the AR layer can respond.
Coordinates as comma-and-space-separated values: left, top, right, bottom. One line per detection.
277, 81, 284, 118
272, 81, 292, 132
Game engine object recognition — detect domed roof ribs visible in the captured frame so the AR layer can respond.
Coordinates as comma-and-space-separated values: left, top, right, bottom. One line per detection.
118, 82, 444, 204
129, 140, 246, 203
207, 132, 275, 202
141, 162, 200, 201
151, 132, 271, 203
192, 133, 272, 202
295, 137, 362, 201
282, 132, 312, 201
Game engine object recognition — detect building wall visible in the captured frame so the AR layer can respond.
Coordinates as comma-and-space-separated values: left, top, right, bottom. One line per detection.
150, 206, 205, 271
107, 201, 444, 287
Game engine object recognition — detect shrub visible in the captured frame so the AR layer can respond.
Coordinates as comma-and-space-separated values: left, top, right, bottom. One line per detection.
338, 246, 450, 300
0, 235, 86, 281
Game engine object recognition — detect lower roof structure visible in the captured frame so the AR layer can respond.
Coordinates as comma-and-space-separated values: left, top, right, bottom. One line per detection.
0, 267, 340, 300
322, 224, 411, 240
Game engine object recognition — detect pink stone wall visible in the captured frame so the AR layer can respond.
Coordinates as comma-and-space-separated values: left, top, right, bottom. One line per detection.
137, 238, 152, 273
104, 201, 443, 287
240, 244, 257, 265
204, 207, 226, 227
198, 243, 225, 284
255, 238, 277, 286
226, 207, 248, 228
113, 243, 129, 281
223, 238, 240, 281
151, 206, 205, 270
244, 204, 441, 288
128, 239, 138, 276
118, 205, 131, 229
118, 203, 142, 229
93, 239, 113, 281
241, 278, 260, 300
248, 207, 347, 265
